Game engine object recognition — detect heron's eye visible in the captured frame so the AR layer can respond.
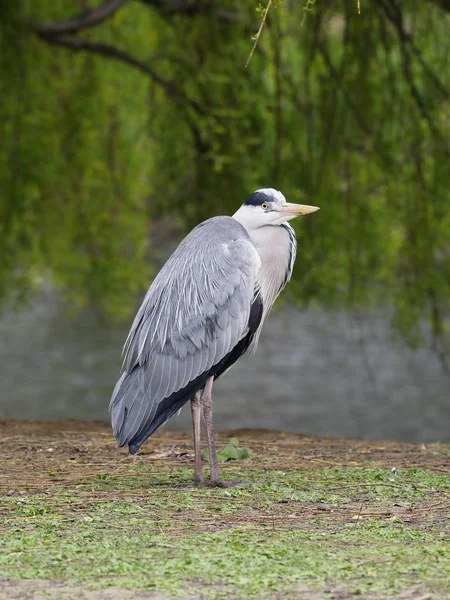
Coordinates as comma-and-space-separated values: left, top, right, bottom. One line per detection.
261, 202, 269, 210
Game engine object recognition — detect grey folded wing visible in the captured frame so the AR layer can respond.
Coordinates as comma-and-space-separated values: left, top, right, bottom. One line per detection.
109, 216, 261, 451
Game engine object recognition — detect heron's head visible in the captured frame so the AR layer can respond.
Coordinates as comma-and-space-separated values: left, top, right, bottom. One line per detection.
233, 188, 319, 230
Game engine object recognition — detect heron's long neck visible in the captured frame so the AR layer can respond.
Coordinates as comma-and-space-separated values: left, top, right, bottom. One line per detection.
246, 224, 297, 321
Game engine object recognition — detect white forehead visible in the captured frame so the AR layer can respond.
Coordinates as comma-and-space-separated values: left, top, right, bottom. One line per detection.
254, 188, 286, 204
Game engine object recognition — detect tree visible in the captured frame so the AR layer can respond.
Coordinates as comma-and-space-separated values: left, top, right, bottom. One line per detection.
0, 0, 449, 363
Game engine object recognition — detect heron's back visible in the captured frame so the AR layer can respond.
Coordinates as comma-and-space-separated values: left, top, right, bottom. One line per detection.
110, 216, 262, 453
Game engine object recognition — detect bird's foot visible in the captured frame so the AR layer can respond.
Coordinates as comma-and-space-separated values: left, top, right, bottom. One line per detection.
193, 474, 207, 487
207, 478, 252, 488
192, 475, 252, 488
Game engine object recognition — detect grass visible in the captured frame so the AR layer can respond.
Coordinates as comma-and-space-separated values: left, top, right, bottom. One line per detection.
0, 419, 449, 599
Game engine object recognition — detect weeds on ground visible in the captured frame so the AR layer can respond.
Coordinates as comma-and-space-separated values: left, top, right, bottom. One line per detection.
1, 425, 449, 598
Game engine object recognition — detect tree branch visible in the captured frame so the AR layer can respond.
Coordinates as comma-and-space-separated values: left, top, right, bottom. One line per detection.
377, 0, 446, 140
318, 43, 372, 138
425, 0, 450, 12
36, 34, 205, 115
137, 0, 241, 22
138, 0, 209, 15
35, 0, 128, 36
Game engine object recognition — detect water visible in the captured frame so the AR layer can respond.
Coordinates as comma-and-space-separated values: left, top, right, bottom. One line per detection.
0, 288, 448, 443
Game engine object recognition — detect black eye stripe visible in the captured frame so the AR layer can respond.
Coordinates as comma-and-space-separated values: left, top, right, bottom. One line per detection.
244, 191, 273, 207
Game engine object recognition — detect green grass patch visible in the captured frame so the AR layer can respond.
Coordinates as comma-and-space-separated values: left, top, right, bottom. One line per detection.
1, 463, 449, 598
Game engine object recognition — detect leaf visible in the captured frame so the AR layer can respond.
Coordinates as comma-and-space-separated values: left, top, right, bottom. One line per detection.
222, 444, 239, 461
201, 439, 252, 463
237, 448, 251, 460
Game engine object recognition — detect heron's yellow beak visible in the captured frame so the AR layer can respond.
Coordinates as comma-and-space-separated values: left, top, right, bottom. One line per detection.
276, 202, 320, 216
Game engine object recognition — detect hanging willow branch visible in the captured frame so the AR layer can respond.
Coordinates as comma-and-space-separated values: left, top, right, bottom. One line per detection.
301, 0, 317, 26
245, 0, 273, 68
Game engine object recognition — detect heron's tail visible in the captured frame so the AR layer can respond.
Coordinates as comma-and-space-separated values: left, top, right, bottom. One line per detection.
110, 366, 208, 455
110, 368, 158, 454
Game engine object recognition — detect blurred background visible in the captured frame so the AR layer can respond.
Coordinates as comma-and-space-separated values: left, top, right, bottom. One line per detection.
0, 1, 449, 442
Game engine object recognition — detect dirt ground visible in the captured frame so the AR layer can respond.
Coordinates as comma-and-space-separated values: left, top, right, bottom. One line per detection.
0, 580, 174, 600
2, 417, 449, 477
0, 580, 443, 600
1, 419, 449, 599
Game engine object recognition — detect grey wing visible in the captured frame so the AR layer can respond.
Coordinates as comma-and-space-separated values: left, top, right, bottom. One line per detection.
110, 217, 261, 453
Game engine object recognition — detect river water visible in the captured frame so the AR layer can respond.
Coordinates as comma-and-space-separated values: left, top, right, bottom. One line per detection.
0, 288, 448, 443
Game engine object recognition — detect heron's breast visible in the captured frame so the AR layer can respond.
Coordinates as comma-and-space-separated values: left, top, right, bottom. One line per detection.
252, 226, 294, 316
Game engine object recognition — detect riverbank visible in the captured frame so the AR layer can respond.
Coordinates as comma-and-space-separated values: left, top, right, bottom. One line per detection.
1, 419, 449, 599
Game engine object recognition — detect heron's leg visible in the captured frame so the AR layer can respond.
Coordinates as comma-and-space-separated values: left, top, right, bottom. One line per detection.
200, 377, 248, 488
190, 392, 205, 485
200, 376, 223, 485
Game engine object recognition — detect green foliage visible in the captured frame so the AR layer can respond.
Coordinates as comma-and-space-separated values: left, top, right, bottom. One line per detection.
0, 1, 152, 317
201, 437, 252, 462
0, 0, 448, 352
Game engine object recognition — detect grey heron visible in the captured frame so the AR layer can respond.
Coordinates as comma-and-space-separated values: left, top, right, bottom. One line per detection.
110, 189, 319, 486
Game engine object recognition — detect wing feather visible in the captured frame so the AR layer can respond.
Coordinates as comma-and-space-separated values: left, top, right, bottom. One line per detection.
110, 216, 261, 451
